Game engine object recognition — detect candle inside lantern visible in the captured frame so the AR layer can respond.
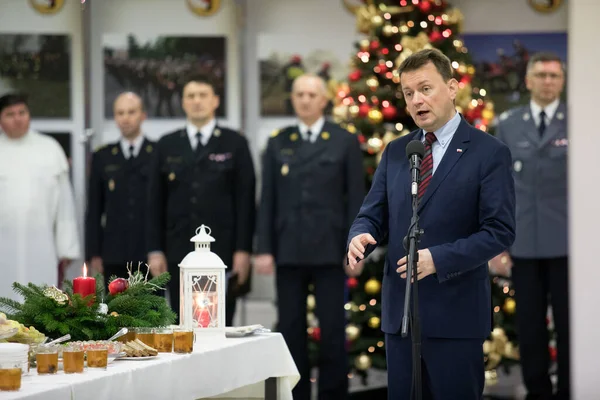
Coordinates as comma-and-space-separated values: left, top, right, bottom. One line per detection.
73, 263, 96, 304
193, 293, 213, 328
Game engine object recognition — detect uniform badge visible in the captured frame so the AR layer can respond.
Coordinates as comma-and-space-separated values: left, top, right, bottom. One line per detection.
270, 129, 280, 138
214, 128, 221, 137
146, 144, 153, 153
321, 132, 330, 140
522, 113, 530, 121
281, 164, 289, 176
556, 112, 564, 120
108, 179, 115, 191
168, 172, 176, 181
290, 133, 299, 142
513, 160, 523, 172
112, 147, 119, 155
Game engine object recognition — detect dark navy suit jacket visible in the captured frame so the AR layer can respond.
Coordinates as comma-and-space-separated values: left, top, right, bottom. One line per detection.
348, 116, 516, 339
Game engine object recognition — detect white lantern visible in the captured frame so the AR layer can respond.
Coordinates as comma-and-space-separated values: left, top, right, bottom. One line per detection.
179, 225, 227, 339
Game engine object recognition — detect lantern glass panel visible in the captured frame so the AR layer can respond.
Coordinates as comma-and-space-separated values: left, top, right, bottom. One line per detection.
191, 274, 219, 328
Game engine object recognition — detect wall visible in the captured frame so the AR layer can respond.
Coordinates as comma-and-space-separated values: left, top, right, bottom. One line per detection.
568, 1, 600, 398
0, 0, 86, 280
89, 0, 242, 146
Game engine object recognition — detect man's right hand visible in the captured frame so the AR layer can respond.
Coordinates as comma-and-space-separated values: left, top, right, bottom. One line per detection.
489, 251, 513, 276
148, 253, 168, 277
254, 254, 275, 275
347, 233, 377, 270
90, 256, 103, 275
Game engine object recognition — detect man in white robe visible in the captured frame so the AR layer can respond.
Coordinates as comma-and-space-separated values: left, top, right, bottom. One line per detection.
0, 93, 81, 301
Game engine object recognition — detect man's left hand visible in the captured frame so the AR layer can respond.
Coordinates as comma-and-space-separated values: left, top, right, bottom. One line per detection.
232, 251, 251, 285
396, 249, 436, 281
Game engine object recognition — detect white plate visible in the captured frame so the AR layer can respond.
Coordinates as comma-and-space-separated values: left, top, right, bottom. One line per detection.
115, 355, 158, 361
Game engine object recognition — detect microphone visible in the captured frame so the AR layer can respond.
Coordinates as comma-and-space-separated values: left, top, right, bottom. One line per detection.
406, 140, 425, 196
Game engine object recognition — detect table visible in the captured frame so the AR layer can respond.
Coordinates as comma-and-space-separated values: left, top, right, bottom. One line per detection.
2, 333, 299, 400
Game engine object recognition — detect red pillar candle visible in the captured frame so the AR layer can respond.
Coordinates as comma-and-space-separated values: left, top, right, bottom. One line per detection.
73, 263, 96, 303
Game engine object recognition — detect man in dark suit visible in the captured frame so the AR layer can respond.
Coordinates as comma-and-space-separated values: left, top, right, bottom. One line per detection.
146, 74, 256, 325
85, 92, 154, 285
490, 51, 569, 400
347, 48, 516, 399
255, 73, 365, 400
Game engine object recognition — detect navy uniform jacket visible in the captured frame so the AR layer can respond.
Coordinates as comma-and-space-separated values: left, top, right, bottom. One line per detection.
85, 138, 155, 264
348, 117, 516, 338
256, 121, 365, 266
495, 102, 568, 258
146, 126, 256, 269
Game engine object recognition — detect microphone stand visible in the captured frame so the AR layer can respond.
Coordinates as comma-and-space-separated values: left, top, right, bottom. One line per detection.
402, 159, 424, 400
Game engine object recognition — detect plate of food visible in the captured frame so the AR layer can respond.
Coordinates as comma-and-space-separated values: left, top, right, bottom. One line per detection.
116, 339, 159, 360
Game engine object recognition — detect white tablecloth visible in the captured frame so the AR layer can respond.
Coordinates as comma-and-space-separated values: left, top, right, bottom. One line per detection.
2, 333, 299, 400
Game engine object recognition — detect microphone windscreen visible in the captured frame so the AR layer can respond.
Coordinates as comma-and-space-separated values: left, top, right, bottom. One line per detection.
406, 140, 425, 159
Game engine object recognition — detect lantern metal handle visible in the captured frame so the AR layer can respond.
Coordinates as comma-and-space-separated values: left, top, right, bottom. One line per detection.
196, 225, 211, 235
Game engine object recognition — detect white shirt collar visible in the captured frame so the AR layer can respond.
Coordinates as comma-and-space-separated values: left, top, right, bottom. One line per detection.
298, 117, 325, 142
530, 98, 560, 122
187, 119, 217, 148
120, 134, 145, 158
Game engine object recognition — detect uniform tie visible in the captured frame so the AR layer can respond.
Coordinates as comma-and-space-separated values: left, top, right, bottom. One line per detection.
538, 110, 546, 137
418, 132, 437, 200
128, 145, 135, 160
195, 132, 203, 152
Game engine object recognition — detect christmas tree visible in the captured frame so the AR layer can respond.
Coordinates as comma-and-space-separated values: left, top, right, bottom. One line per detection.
307, 0, 519, 385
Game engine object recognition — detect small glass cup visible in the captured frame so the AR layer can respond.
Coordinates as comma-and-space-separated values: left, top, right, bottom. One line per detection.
117, 328, 136, 344
36, 344, 59, 374
62, 343, 85, 374
154, 328, 173, 352
173, 327, 195, 354
134, 328, 156, 348
0, 361, 22, 391
86, 344, 108, 369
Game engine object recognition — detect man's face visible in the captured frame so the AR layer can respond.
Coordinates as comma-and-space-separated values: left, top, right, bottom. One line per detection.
113, 95, 146, 139
291, 76, 328, 122
0, 103, 30, 139
182, 81, 219, 122
401, 62, 458, 133
525, 60, 564, 105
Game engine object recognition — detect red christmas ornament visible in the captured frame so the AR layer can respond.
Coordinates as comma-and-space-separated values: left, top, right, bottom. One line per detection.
369, 40, 380, 51
312, 327, 321, 341
382, 104, 398, 120
429, 30, 444, 43
347, 277, 359, 289
108, 278, 129, 295
549, 346, 557, 362
418, 0, 432, 13
358, 103, 371, 118
460, 75, 472, 85
357, 134, 366, 144
377, 62, 389, 74
348, 70, 362, 82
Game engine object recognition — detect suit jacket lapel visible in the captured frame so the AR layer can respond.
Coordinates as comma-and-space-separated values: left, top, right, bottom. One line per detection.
177, 129, 196, 166
195, 125, 221, 163
539, 102, 567, 148
295, 121, 331, 164
418, 119, 470, 212
520, 106, 541, 147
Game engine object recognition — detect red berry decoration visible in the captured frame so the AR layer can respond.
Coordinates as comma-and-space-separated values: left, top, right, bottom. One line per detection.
108, 278, 129, 295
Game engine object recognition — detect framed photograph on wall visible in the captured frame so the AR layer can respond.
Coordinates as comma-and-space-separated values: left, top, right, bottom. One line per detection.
102, 34, 227, 119
258, 34, 353, 117
461, 32, 567, 117
0, 34, 71, 118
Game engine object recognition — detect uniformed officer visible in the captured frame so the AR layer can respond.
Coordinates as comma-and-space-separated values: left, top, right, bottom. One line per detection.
85, 92, 154, 284
146, 74, 256, 326
490, 52, 570, 400
255, 74, 365, 400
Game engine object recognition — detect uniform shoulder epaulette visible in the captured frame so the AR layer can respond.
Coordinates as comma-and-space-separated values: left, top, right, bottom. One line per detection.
270, 128, 281, 138
94, 143, 108, 153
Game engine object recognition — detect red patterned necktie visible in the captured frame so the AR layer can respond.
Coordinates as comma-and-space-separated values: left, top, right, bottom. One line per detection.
418, 132, 438, 200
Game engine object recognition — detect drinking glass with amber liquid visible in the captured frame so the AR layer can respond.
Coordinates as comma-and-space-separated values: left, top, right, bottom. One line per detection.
134, 328, 156, 348
86, 344, 108, 369
0, 361, 21, 391
63, 343, 84, 373
154, 328, 173, 352
117, 328, 136, 343
36, 344, 59, 374
173, 327, 194, 354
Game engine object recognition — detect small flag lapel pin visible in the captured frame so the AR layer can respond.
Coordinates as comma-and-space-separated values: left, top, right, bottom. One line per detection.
456, 148, 463, 153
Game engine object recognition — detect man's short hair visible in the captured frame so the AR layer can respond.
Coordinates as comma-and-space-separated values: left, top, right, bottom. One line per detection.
181, 73, 218, 95
526, 51, 565, 74
397, 48, 454, 82
0, 93, 29, 114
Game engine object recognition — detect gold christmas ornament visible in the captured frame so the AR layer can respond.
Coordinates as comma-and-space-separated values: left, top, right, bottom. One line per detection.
367, 109, 384, 124
349, 105, 360, 118
482, 108, 495, 122
307, 294, 316, 311
445, 7, 465, 32
359, 39, 371, 51
110, 311, 119, 317
382, 24, 395, 37
364, 278, 382, 294
455, 82, 472, 110
346, 324, 361, 341
354, 353, 372, 371
333, 104, 349, 122
503, 298, 516, 314
43, 286, 68, 305
400, 32, 431, 54
366, 76, 380, 90
368, 316, 381, 329
367, 137, 384, 154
